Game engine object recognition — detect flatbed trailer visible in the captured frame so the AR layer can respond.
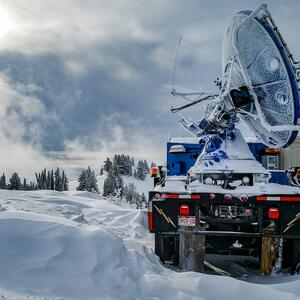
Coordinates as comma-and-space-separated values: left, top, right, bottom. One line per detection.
148, 191, 300, 274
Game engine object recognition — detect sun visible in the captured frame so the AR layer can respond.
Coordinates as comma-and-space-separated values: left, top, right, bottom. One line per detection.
0, 8, 17, 38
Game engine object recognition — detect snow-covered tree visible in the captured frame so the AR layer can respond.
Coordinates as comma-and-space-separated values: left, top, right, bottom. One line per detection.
103, 169, 124, 198
103, 170, 117, 197
143, 160, 150, 174
50, 170, 55, 190
123, 183, 145, 208
9, 172, 22, 190
135, 160, 149, 180
62, 170, 69, 191
123, 183, 138, 205
77, 166, 98, 193
103, 157, 113, 173
54, 167, 63, 191
140, 193, 148, 209
0, 173, 6, 189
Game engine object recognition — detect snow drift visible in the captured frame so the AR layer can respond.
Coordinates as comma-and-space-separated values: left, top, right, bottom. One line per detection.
0, 190, 300, 300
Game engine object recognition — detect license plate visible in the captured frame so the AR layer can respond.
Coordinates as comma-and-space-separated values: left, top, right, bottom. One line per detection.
178, 216, 196, 227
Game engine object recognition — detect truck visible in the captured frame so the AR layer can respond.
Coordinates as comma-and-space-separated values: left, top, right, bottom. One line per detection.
148, 5, 300, 275
148, 138, 300, 275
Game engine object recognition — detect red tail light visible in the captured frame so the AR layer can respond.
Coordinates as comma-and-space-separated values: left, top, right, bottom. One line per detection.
148, 212, 153, 230
209, 193, 216, 200
179, 204, 189, 215
154, 193, 161, 199
240, 194, 248, 202
224, 194, 232, 201
268, 207, 279, 220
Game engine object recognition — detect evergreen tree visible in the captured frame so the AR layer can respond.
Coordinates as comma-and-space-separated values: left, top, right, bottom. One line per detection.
76, 166, 98, 193
123, 183, 143, 208
140, 193, 147, 209
9, 172, 22, 190
103, 170, 117, 197
125, 155, 133, 176
62, 171, 69, 191
54, 167, 63, 191
50, 170, 55, 190
100, 166, 104, 175
35, 169, 47, 189
0, 173, 6, 189
135, 160, 147, 180
23, 178, 28, 191
103, 157, 113, 172
29, 181, 38, 190
143, 160, 150, 173
46, 170, 51, 190
77, 169, 87, 191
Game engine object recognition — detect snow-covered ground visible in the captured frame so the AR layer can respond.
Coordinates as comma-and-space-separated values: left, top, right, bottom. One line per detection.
0, 189, 300, 300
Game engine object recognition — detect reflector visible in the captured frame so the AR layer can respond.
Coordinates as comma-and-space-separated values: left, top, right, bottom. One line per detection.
179, 204, 190, 215
268, 207, 280, 219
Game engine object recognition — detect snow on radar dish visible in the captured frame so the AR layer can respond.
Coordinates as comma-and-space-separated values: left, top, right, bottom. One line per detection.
171, 4, 300, 149
223, 5, 300, 148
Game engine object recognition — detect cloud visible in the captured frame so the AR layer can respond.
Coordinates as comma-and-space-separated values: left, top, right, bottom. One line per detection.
0, 0, 299, 178
0, 73, 53, 179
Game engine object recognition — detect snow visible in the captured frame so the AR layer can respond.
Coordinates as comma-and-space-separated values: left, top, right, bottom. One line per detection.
190, 130, 267, 175
169, 137, 201, 144
0, 189, 300, 300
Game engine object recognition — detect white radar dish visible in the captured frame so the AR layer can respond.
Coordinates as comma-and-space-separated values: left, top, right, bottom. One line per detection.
222, 5, 300, 148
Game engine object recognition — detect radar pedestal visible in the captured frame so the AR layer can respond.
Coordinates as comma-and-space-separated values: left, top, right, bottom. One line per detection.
187, 129, 269, 189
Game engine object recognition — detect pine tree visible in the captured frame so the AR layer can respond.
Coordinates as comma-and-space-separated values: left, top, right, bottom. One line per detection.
46, 170, 51, 190
123, 183, 142, 208
125, 155, 133, 176
50, 170, 55, 190
54, 167, 63, 191
62, 171, 69, 191
140, 193, 147, 209
9, 172, 22, 190
143, 160, 150, 174
135, 160, 146, 180
0, 173, 6, 189
100, 166, 104, 175
76, 166, 98, 193
103, 157, 113, 172
103, 170, 117, 197
86, 166, 98, 193
77, 169, 87, 191
23, 178, 28, 190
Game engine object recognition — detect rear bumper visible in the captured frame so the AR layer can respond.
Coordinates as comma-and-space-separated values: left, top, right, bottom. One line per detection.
161, 230, 300, 239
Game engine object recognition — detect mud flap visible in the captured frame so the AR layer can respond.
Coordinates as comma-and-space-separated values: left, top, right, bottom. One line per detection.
179, 229, 205, 272
260, 229, 280, 275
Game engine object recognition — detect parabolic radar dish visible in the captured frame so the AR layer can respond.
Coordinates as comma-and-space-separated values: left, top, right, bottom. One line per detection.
222, 5, 300, 148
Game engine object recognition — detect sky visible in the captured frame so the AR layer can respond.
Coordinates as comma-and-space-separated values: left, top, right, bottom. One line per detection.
0, 0, 299, 180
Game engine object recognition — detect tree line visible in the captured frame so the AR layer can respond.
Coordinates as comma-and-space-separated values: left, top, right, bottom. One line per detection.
76, 154, 155, 209
0, 167, 69, 191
